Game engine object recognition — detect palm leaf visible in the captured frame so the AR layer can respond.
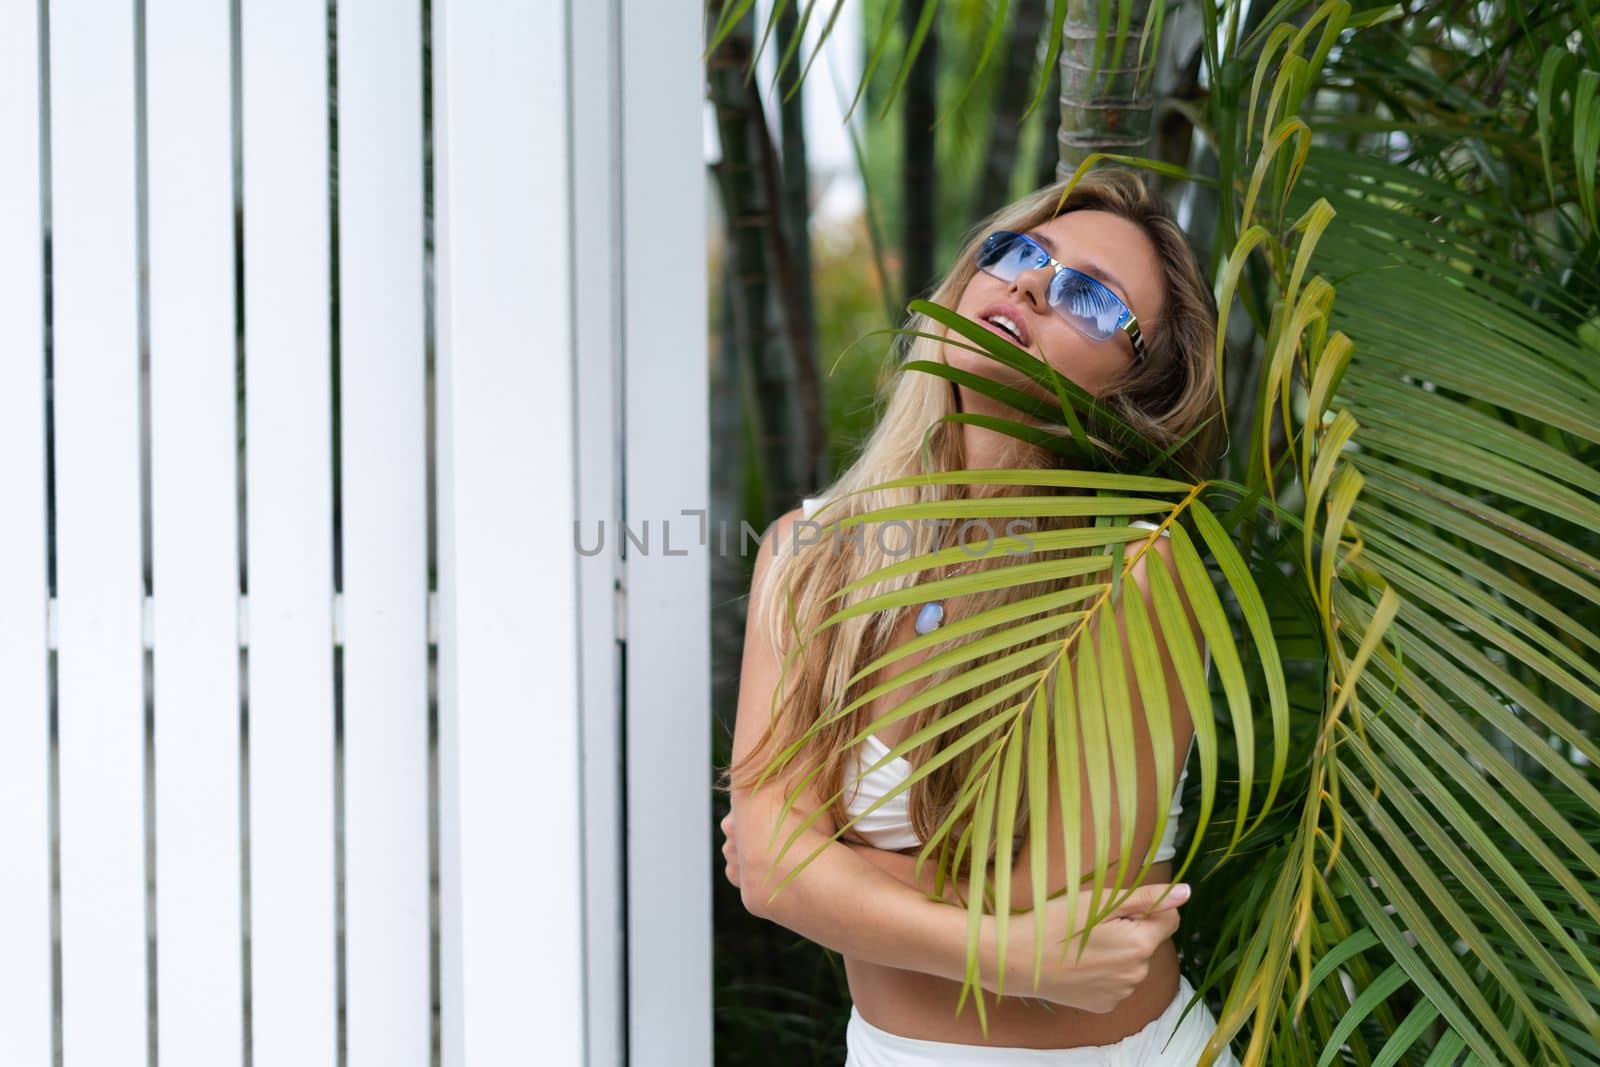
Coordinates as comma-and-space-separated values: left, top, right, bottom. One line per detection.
735, 1, 1600, 1061
754, 453, 1290, 1027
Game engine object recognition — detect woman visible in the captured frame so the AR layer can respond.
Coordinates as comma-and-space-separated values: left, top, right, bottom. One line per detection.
719, 167, 1239, 1065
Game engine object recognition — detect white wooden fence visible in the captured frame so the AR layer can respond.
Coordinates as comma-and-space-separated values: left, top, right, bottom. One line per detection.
0, 1, 708, 1064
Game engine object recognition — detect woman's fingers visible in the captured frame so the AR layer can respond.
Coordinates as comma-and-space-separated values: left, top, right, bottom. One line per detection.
720, 810, 741, 887
1140, 902, 1181, 945
1106, 884, 1184, 955
1108, 881, 1189, 918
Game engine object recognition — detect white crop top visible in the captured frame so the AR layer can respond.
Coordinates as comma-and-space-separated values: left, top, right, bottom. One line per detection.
804, 496, 1210, 860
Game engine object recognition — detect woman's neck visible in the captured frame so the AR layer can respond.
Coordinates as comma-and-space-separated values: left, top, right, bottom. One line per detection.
959, 423, 1031, 471
951, 424, 1054, 544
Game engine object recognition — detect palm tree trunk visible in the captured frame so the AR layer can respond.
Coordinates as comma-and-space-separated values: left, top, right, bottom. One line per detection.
902, 0, 941, 307
1055, 0, 1156, 176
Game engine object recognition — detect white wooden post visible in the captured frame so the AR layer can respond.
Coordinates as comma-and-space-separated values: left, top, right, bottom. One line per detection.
335, 3, 431, 1064
431, 0, 586, 1062
617, 0, 713, 1063
434, 0, 710, 1062
147, 0, 246, 1063
50, 2, 149, 1060
0, 0, 54, 1062
240, 1, 340, 1063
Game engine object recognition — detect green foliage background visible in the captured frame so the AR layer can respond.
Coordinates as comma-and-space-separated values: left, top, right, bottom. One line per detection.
708, 1, 1600, 1063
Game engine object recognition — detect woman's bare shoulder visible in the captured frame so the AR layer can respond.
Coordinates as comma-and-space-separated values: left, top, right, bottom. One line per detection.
753, 505, 812, 576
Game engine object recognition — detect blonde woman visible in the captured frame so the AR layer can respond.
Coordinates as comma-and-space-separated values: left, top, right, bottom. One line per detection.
719, 168, 1240, 1065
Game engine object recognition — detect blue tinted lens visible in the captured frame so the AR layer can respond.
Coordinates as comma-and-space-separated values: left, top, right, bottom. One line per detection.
975, 231, 1046, 280
1049, 268, 1127, 340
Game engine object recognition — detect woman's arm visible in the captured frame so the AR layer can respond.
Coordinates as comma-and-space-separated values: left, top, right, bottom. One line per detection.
722, 801, 1185, 1012
728, 508, 1009, 988
727, 509, 1185, 1008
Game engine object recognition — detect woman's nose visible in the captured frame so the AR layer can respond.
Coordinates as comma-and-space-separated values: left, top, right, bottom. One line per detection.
1010, 265, 1055, 315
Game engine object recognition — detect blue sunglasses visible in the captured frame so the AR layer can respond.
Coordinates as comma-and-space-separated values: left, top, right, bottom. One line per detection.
974, 230, 1146, 362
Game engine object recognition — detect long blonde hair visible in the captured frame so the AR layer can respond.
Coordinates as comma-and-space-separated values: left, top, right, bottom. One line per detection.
721, 166, 1223, 864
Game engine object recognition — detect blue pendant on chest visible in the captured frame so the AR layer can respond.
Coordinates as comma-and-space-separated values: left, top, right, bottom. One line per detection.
914, 601, 945, 635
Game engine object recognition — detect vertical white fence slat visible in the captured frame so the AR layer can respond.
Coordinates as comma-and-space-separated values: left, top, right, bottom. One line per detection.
620, 0, 712, 1062
0, 5, 55, 1064
334, 2, 431, 1064
240, 2, 338, 1063
568, 0, 626, 1060
432, 0, 586, 1062
49, 2, 150, 1062
146, 0, 246, 1063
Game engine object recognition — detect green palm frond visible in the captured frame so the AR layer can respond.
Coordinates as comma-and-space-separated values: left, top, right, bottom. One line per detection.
751, 317, 1295, 1039
1198, 8, 1600, 1061
737, 0, 1600, 1062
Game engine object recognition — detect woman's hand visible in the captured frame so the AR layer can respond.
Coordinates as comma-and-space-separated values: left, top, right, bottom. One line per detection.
720, 807, 1184, 1014
837, 834, 1186, 1013
1006, 882, 1186, 1013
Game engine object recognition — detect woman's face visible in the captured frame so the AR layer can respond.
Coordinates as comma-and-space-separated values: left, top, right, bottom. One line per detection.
946, 208, 1166, 417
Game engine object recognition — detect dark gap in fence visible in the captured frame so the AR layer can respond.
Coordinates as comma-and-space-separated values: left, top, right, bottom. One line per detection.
326, 2, 347, 1065
131, 1, 160, 1063
37, 1, 62, 1058
420, 0, 441, 1063
36, 0, 55, 598
229, 0, 253, 1060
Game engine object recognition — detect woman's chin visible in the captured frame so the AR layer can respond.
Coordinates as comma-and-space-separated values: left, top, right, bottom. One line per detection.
940, 336, 1006, 373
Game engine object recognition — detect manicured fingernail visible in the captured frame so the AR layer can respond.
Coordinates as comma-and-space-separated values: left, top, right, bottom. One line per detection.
1171, 883, 1191, 903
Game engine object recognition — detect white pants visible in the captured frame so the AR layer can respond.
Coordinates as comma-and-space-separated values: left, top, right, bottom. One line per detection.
844, 974, 1240, 1066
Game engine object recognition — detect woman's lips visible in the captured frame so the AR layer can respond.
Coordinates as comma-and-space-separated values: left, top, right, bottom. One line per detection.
974, 302, 1032, 347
